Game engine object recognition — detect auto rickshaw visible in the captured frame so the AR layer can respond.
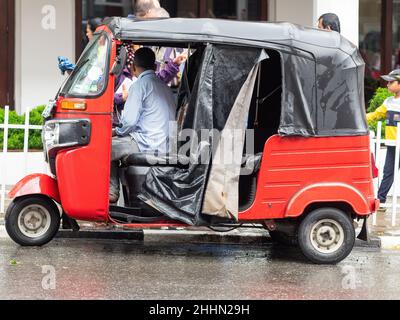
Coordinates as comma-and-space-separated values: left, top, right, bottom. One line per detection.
5, 17, 378, 264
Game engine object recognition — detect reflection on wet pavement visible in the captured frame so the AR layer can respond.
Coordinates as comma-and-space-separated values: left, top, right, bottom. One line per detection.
0, 236, 397, 300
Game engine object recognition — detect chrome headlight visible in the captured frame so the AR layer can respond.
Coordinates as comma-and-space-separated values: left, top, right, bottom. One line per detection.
43, 122, 60, 161
42, 119, 92, 166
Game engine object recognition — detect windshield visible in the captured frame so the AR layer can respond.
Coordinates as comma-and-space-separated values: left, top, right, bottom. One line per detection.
61, 33, 109, 97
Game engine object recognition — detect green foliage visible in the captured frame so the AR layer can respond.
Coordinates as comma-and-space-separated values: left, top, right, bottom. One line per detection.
367, 88, 395, 136
367, 87, 394, 113
0, 106, 45, 151
364, 77, 380, 105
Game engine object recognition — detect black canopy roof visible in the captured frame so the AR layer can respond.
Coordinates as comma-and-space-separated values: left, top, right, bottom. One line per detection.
104, 17, 356, 57
104, 17, 368, 137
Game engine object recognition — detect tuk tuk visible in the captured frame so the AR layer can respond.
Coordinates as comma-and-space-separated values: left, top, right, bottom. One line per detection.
5, 18, 378, 264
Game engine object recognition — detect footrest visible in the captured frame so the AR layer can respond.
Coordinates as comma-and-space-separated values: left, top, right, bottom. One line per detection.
109, 206, 166, 223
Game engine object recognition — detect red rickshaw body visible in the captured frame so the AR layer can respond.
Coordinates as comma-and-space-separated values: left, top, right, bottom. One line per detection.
9, 133, 376, 224
239, 135, 376, 221
7, 24, 378, 224
51, 26, 116, 222
6, 19, 377, 263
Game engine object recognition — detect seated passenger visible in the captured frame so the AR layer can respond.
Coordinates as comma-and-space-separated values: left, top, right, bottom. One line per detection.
109, 47, 177, 203
114, 42, 187, 127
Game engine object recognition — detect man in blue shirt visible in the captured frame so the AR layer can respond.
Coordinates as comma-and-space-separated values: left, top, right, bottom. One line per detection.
110, 47, 176, 203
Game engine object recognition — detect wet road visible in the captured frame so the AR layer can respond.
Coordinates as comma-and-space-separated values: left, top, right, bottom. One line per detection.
0, 228, 399, 300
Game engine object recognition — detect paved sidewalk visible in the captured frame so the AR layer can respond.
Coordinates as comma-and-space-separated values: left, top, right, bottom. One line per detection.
369, 210, 400, 249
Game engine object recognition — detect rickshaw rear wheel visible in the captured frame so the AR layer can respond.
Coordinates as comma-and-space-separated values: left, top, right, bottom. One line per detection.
298, 208, 355, 265
5, 196, 61, 247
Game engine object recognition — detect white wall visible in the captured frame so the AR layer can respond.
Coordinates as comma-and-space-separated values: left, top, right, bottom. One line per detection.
269, 0, 315, 27
15, 0, 75, 114
0, 152, 48, 185
269, 0, 359, 46
314, 0, 359, 45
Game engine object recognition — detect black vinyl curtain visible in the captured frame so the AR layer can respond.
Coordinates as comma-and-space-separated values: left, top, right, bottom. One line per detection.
279, 48, 368, 137
138, 42, 368, 226
138, 44, 263, 226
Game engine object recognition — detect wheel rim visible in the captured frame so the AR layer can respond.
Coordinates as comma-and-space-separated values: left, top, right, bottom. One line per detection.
309, 219, 345, 254
17, 205, 52, 239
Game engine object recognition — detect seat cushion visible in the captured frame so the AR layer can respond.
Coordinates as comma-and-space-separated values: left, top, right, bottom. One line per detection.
122, 152, 263, 173
122, 153, 190, 168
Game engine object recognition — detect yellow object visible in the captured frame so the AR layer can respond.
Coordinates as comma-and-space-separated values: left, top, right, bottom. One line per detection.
61, 100, 87, 111
367, 97, 400, 144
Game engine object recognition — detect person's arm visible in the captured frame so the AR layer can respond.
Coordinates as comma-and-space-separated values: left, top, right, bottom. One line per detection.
156, 60, 180, 84
366, 104, 387, 124
114, 93, 125, 107
114, 85, 129, 111
115, 83, 143, 137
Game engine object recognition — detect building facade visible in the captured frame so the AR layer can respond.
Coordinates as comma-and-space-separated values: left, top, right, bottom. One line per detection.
0, 0, 398, 113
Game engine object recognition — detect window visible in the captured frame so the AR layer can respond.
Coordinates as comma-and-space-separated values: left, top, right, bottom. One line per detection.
160, 0, 200, 17
62, 33, 109, 97
359, 0, 400, 101
76, 1, 268, 57
159, 0, 265, 20
359, 0, 382, 101
393, 0, 400, 69
83, 0, 132, 18
206, 0, 262, 21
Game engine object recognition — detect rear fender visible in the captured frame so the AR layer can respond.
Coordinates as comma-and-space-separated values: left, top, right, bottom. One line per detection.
285, 183, 370, 218
8, 174, 60, 203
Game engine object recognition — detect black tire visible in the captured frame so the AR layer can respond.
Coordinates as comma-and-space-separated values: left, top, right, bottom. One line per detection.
298, 208, 355, 265
5, 196, 61, 247
269, 230, 298, 247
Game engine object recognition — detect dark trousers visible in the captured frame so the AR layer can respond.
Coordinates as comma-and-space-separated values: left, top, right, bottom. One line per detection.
378, 146, 400, 203
110, 136, 140, 197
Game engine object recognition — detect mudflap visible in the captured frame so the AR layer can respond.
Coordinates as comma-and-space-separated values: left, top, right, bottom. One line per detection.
357, 217, 370, 243
61, 212, 80, 231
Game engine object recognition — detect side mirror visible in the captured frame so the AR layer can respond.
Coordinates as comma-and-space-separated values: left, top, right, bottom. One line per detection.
111, 46, 128, 77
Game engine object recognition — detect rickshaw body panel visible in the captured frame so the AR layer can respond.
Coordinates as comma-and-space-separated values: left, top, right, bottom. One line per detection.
284, 183, 372, 217
8, 174, 60, 203
239, 135, 375, 221
51, 30, 116, 222
55, 114, 112, 222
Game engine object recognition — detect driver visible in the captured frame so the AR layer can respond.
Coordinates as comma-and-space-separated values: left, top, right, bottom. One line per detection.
109, 47, 176, 203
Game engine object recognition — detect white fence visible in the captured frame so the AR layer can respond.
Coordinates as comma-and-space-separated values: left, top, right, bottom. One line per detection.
0, 104, 399, 226
0, 105, 45, 214
370, 122, 400, 227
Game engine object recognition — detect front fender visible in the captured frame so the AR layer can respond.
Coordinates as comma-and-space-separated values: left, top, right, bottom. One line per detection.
8, 174, 60, 203
285, 183, 371, 218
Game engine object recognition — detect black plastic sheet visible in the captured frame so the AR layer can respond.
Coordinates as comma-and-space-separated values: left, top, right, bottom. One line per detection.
138, 45, 264, 225
279, 41, 368, 137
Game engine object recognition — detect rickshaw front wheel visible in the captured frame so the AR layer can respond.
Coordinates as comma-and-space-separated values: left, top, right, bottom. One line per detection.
298, 208, 355, 265
5, 196, 61, 247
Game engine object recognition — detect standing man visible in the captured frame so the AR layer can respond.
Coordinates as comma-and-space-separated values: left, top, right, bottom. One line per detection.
130, 0, 161, 18
318, 13, 341, 33
367, 70, 400, 211
109, 48, 176, 203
